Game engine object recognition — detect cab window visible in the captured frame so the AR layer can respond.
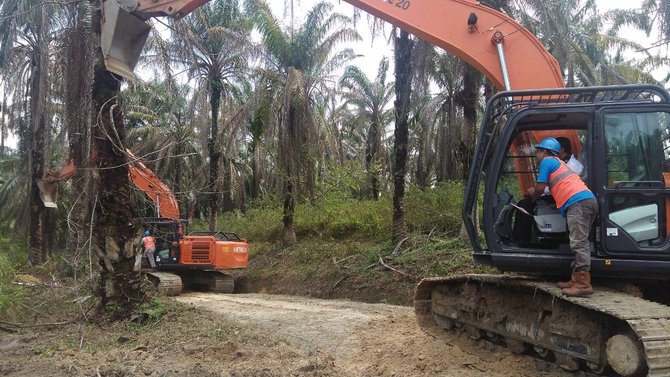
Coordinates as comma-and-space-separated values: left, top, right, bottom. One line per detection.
604, 112, 670, 188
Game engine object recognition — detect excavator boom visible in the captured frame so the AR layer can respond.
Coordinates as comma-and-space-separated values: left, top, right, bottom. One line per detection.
40, 151, 180, 220
126, 150, 180, 219
101, 0, 564, 90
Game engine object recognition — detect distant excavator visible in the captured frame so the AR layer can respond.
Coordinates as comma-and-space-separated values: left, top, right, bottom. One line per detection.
97, 0, 670, 375
40, 150, 248, 295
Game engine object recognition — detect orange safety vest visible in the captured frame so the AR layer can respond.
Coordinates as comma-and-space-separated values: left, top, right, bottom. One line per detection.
547, 156, 590, 208
143, 235, 155, 249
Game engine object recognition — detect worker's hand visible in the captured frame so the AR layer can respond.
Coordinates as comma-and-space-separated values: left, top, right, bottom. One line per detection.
525, 187, 535, 198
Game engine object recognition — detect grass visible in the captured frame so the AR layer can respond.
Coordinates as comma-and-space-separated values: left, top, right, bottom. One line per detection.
0, 237, 28, 315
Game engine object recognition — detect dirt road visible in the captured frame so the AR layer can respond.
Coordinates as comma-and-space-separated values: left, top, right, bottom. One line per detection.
175, 292, 574, 377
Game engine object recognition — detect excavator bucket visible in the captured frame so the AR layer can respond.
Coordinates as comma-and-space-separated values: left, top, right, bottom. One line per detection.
37, 180, 58, 208
100, 0, 151, 80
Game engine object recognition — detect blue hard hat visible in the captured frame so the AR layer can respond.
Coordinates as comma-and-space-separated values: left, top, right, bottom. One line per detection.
536, 138, 561, 154
144, 230, 150, 236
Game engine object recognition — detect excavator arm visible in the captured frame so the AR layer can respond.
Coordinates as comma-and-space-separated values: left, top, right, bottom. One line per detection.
126, 150, 181, 219
101, 0, 564, 90
40, 151, 180, 219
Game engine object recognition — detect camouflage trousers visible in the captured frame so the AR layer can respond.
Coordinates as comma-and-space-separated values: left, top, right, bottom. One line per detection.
566, 198, 598, 272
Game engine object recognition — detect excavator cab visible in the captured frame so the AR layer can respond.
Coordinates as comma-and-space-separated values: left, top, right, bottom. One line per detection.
142, 218, 183, 266
464, 84, 670, 280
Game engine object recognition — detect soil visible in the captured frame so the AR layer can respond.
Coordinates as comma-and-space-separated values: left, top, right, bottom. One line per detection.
1, 284, 576, 377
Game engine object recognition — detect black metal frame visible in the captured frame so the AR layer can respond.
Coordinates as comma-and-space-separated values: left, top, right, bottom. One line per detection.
188, 231, 242, 241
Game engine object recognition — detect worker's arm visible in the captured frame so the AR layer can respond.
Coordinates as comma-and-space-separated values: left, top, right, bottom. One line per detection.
527, 157, 558, 201
526, 183, 548, 201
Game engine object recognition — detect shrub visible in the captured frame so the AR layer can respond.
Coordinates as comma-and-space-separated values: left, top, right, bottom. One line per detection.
405, 182, 465, 236
0, 238, 27, 314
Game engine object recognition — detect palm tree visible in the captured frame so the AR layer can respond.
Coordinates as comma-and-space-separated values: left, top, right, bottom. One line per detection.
56, 0, 95, 264
339, 58, 394, 199
627, 0, 670, 49
124, 78, 206, 218
0, 0, 55, 265
422, 52, 466, 181
86, 3, 145, 318
166, 0, 252, 231
248, 0, 360, 245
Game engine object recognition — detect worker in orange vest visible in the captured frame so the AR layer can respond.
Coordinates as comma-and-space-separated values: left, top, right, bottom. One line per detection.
528, 138, 597, 297
141, 230, 157, 268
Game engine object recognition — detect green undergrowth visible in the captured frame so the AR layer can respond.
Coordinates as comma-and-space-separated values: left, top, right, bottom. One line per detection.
201, 181, 467, 243
0, 181, 490, 315
0, 237, 28, 315
200, 182, 497, 306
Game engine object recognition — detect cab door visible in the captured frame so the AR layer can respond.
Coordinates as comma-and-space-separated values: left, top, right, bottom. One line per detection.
597, 107, 670, 256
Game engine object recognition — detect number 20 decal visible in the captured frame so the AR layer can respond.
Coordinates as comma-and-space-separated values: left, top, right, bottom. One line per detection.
387, 0, 411, 10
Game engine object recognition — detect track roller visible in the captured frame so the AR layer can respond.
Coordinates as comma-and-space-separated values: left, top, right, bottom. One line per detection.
555, 353, 580, 371
585, 361, 606, 374
505, 338, 526, 354
433, 314, 454, 330
533, 345, 549, 357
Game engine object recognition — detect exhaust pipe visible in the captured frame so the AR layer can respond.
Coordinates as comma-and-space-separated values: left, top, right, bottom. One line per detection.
100, 0, 151, 80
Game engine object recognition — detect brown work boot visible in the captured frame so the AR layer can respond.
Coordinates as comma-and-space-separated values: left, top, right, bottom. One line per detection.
562, 271, 594, 297
557, 271, 575, 288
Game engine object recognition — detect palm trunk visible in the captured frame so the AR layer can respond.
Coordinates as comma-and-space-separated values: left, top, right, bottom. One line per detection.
281, 104, 299, 246
65, 4, 94, 263
282, 179, 296, 245
173, 114, 183, 215
458, 64, 481, 240
1, 95, 6, 153
208, 82, 221, 231
415, 119, 429, 189
250, 140, 260, 199
221, 156, 234, 212
365, 121, 380, 199
174, 135, 182, 212
460, 64, 480, 181
28, 6, 49, 265
90, 7, 142, 318
392, 30, 413, 242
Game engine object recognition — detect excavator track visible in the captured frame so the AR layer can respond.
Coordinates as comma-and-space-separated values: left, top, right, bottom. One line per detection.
184, 271, 235, 294
204, 271, 235, 294
415, 274, 670, 377
146, 272, 183, 296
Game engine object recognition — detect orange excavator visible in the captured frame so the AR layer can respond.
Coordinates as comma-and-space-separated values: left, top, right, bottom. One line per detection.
99, 0, 670, 375
40, 151, 248, 295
